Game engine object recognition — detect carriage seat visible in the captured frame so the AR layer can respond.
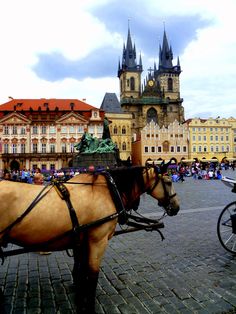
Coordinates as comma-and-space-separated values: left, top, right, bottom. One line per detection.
222, 176, 236, 193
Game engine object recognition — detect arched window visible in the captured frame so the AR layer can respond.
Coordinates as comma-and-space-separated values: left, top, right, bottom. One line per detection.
122, 142, 126, 151
163, 141, 169, 153
122, 126, 126, 134
130, 77, 135, 91
147, 108, 157, 124
168, 78, 173, 91
113, 126, 118, 134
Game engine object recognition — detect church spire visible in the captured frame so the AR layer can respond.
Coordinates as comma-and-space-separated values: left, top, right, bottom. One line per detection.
118, 24, 142, 77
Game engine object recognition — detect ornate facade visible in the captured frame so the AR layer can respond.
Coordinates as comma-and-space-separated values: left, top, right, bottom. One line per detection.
132, 120, 189, 165
0, 98, 104, 171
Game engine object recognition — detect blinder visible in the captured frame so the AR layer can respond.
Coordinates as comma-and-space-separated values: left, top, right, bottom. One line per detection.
146, 166, 177, 215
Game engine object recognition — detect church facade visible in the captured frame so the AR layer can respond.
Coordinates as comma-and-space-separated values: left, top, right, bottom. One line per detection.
118, 27, 185, 142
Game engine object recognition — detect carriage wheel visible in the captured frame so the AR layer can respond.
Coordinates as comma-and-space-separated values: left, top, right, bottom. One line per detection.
217, 201, 236, 254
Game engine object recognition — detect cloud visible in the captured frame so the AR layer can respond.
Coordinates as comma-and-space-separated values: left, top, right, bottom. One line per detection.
0, 0, 235, 120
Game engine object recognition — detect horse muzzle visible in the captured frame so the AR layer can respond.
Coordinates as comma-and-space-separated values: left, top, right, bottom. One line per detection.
158, 201, 180, 216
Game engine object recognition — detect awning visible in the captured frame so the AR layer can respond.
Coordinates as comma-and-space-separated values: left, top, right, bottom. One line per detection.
225, 158, 236, 162
181, 159, 195, 163
200, 159, 219, 162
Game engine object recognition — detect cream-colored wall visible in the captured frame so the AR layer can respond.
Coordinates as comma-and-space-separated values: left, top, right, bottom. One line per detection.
137, 119, 189, 166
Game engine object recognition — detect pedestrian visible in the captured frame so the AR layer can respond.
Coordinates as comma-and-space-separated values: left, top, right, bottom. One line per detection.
33, 168, 44, 185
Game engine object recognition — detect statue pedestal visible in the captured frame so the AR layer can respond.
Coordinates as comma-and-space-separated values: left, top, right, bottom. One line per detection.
73, 152, 119, 169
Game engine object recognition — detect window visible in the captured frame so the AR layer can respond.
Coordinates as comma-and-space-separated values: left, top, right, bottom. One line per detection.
12, 126, 17, 135
88, 126, 94, 134
20, 127, 26, 135
210, 135, 213, 141
193, 146, 196, 152
198, 146, 202, 152
210, 127, 213, 131
144, 146, 148, 153
203, 136, 206, 141
204, 146, 207, 152
215, 135, 218, 141
192, 135, 196, 141
210, 146, 214, 152
170, 146, 174, 152
4, 143, 9, 153
78, 125, 84, 133
113, 126, 118, 134
33, 143, 38, 153
215, 146, 219, 152
158, 146, 162, 152
122, 126, 126, 134
50, 164, 55, 171
130, 77, 135, 90
70, 144, 74, 153
198, 135, 201, 141
41, 143, 46, 153
4, 126, 9, 135
183, 146, 187, 152
69, 126, 75, 133
198, 128, 201, 132
61, 126, 67, 133
226, 136, 229, 141
41, 126, 47, 134
221, 136, 224, 141
221, 146, 224, 152
50, 144, 55, 153
151, 146, 155, 153
21, 144, 26, 153
146, 108, 157, 124
122, 142, 127, 151
192, 127, 196, 132
42, 164, 47, 170
32, 126, 38, 134
62, 143, 67, 153
177, 146, 181, 152
167, 78, 173, 91
49, 126, 56, 134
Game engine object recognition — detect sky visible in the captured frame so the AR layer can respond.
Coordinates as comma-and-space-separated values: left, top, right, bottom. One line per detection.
0, 0, 235, 119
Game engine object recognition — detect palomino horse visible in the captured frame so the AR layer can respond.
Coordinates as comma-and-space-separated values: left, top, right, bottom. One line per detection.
0, 165, 179, 313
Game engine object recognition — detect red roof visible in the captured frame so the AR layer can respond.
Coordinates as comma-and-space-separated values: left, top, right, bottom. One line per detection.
0, 98, 97, 112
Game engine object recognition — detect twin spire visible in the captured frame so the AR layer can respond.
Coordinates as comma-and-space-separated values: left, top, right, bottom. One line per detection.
118, 26, 181, 77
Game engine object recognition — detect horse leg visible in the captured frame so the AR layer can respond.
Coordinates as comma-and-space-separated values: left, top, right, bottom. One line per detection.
71, 233, 97, 313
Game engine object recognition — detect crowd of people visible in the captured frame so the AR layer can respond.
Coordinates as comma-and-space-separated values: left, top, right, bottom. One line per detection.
1, 160, 235, 184
169, 161, 235, 182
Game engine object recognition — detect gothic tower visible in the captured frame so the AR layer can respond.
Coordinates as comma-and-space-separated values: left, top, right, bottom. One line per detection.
117, 26, 143, 99
118, 27, 185, 140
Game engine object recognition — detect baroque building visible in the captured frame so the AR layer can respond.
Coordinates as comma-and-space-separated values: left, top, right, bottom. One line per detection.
0, 98, 104, 171
185, 117, 235, 162
118, 27, 184, 141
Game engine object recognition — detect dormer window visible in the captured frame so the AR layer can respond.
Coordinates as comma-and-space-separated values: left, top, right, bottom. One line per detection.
93, 111, 98, 118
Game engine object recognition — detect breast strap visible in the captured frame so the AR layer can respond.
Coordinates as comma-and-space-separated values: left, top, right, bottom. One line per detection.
53, 181, 80, 237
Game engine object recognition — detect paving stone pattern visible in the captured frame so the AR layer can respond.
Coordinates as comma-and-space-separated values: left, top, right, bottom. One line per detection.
0, 170, 236, 313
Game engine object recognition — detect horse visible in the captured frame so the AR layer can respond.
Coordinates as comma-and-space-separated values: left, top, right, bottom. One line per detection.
0, 164, 180, 313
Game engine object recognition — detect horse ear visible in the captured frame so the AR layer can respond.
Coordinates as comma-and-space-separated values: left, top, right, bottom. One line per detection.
160, 160, 170, 175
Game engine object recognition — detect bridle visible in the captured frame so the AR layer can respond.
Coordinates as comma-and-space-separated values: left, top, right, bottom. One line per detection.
145, 167, 177, 208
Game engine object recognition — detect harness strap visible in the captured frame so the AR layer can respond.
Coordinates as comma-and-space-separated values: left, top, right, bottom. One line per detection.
103, 172, 127, 225
53, 181, 80, 236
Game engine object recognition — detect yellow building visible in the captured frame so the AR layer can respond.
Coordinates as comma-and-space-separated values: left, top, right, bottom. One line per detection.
100, 93, 132, 161
185, 118, 234, 162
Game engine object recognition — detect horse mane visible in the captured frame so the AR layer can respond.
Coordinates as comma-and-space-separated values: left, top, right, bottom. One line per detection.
108, 166, 146, 197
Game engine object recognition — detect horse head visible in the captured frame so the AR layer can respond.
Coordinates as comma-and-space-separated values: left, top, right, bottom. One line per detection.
145, 162, 180, 216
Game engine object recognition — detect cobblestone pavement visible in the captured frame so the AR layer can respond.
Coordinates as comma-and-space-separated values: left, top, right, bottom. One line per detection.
0, 170, 236, 313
